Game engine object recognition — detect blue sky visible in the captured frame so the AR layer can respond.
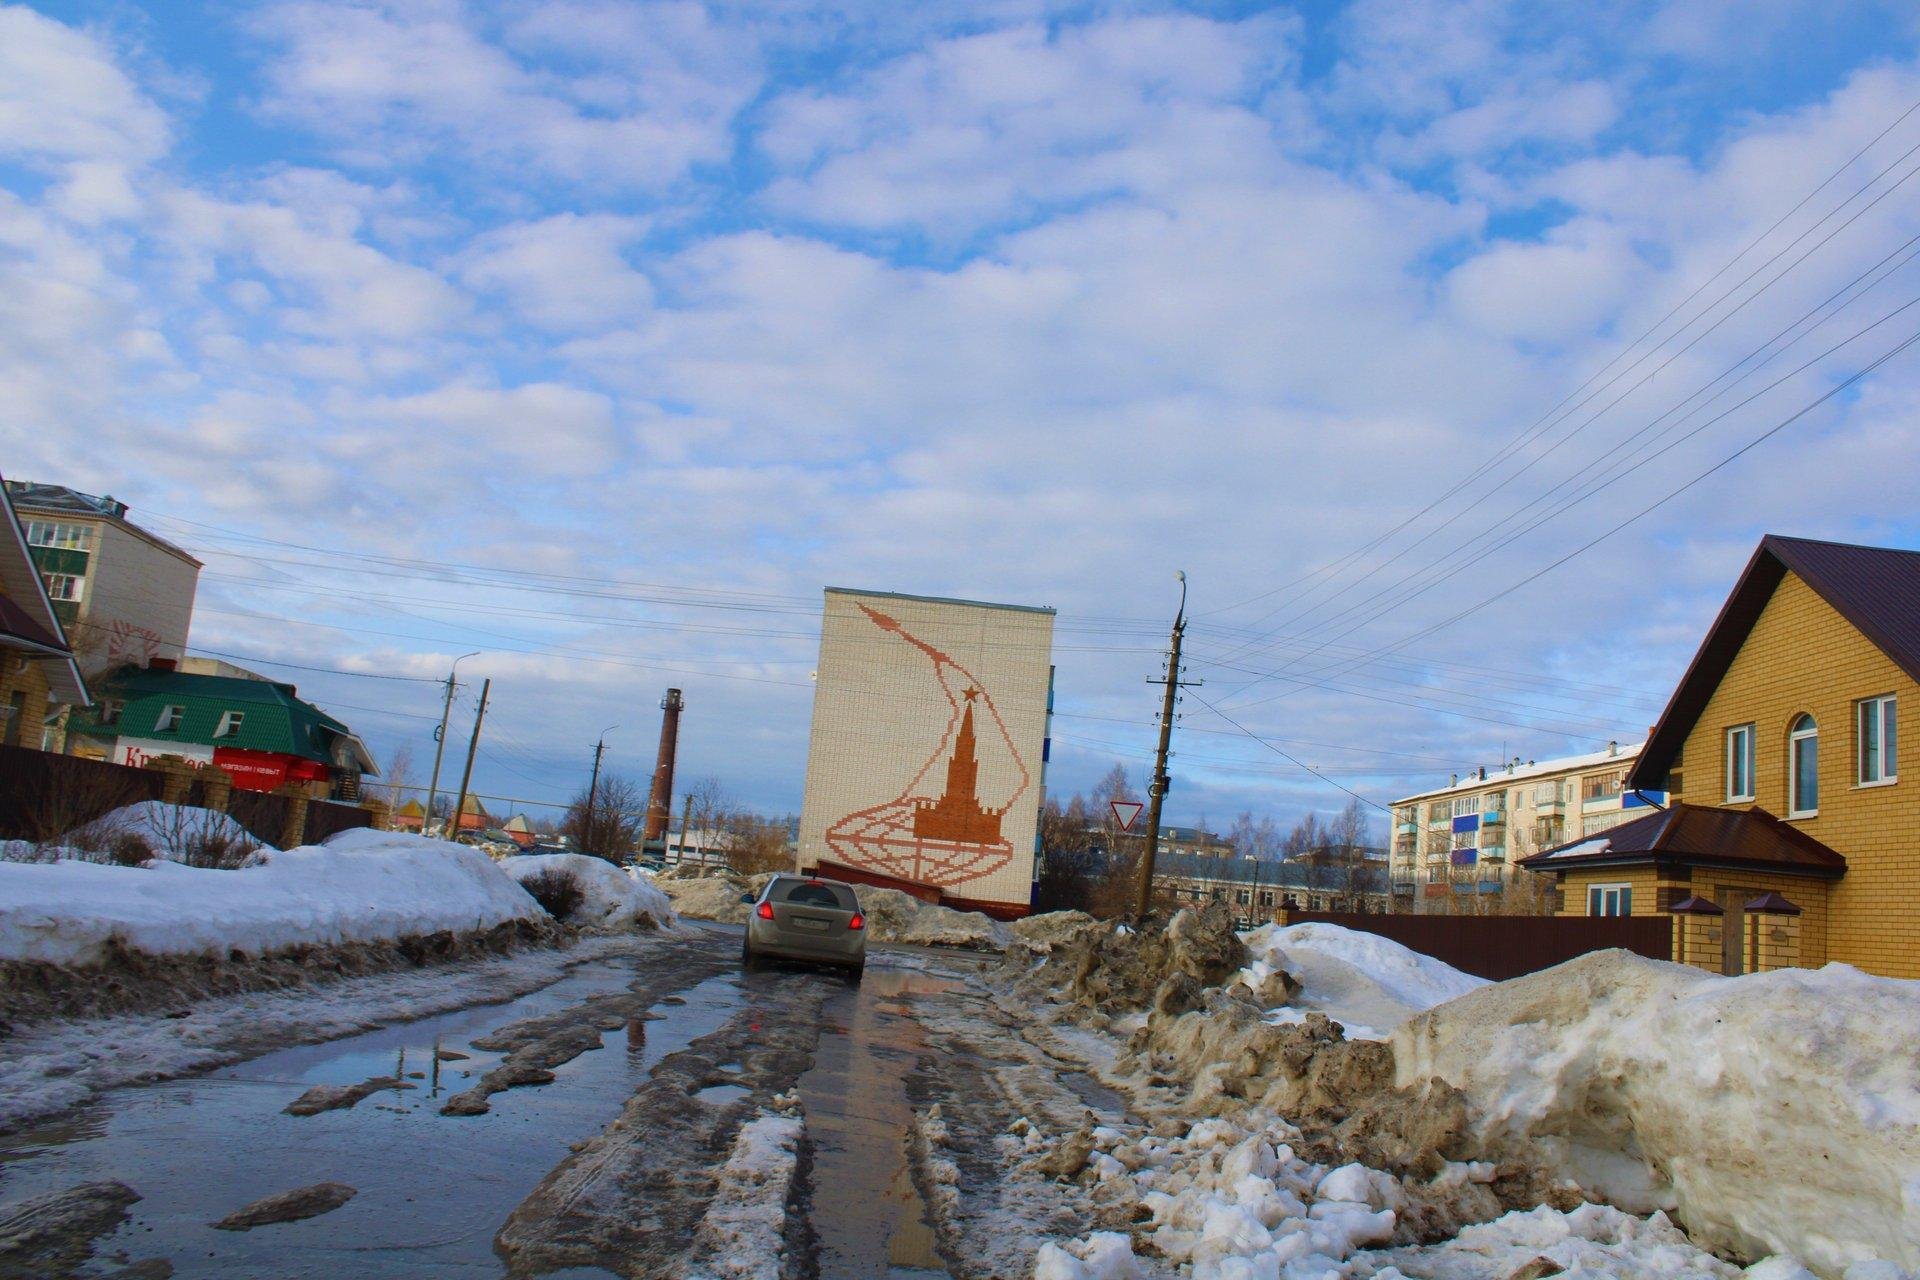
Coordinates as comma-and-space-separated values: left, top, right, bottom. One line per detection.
6, 0, 1920, 833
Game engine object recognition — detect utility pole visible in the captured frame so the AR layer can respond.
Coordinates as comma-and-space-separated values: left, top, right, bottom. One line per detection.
678, 791, 693, 866
449, 678, 490, 845
1135, 571, 1198, 922
423, 651, 479, 838
585, 730, 612, 855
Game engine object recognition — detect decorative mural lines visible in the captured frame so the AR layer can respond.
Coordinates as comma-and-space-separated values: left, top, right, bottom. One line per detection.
823, 604, 1031, 888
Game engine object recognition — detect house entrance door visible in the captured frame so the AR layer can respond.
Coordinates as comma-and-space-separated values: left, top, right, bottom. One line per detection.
1716, 886, 1761, 975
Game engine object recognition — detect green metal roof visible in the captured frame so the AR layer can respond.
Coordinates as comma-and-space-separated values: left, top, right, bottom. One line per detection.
80, 666, 359, 765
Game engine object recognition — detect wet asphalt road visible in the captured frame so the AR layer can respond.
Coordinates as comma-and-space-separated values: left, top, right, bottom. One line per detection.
0, 924, 999, 1280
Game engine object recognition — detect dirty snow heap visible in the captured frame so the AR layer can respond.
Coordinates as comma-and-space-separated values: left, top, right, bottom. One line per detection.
0, 828, 548, 967
500, 853, 674, 931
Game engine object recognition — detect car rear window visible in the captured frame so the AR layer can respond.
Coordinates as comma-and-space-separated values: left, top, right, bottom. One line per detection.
777, 881, 854, 909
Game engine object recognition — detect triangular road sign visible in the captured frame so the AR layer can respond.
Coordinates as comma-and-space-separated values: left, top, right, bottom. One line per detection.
1110, 800, 1144, 831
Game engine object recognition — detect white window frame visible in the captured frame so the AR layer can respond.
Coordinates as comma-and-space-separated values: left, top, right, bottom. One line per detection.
24, 520, 92, 551
43, 573, 84, 603
1788, 714, 1819, 818
1587, 883, 1633, 917
1857, 695, 1898, 787
1725, 723, 1756, 802
1452, 795, 1476, 817
215, 710, 245, 739
155, 705, 184, 734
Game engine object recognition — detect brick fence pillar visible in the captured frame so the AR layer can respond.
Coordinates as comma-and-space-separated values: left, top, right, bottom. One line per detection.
1744, 893, 1803, 972
362, 797, 393, 832
199, 765, 234, 814
275, 784, 310, 849
1669, 895, 1725, 973
145, 757, 199, 806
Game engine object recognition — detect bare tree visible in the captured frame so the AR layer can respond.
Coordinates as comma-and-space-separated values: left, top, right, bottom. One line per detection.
719, 810, 791, 876
562, 772, 647, 863
380, 743, 415, 811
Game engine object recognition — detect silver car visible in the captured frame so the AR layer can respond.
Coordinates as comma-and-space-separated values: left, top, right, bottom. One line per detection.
742, 875, 866, 978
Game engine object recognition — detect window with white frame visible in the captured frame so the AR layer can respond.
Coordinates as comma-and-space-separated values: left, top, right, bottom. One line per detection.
155, 705, 183, 733
1725, 723, 1756, 802
1587, 883, 1632, 916
1453, 795, 1476, 817
1788, 714, 1819, 816
23, 521, 92, 551
1858, 695, 1897, 786
1534, 780, 1558, 803
1235, 889, 1250, 905
43, 573, 83, 602
214, 710, 245, 739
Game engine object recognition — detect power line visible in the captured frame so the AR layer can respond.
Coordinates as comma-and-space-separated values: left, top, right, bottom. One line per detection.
1183, 690, 1390, 812
184, 646, 444, 682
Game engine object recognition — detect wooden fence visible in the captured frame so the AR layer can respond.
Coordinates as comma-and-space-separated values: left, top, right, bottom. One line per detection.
1275, 909, 1671, 981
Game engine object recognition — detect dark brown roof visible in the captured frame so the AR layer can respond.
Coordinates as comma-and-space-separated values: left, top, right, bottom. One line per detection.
0, 592, 69, 656
1631, 535, 1920, 789
1519, 802, 1846, 878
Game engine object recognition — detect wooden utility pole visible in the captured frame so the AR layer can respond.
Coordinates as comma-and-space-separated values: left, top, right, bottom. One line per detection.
423, 651, 478, 837
678, 791, 693, 865
449, 678, 490, 843
1135, 572, 1196, 922
585, 735, 609, 852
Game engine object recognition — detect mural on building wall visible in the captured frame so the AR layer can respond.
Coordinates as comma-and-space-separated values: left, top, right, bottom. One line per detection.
822, 604, 1030, 888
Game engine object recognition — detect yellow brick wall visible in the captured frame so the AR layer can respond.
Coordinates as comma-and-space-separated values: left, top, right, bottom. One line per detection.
1554, 865, 1661, 916
0, 655, 52, 748
1673, 570, 1918, 978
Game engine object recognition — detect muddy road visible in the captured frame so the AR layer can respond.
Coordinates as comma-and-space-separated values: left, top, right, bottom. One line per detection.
0, 925, 1128, 1279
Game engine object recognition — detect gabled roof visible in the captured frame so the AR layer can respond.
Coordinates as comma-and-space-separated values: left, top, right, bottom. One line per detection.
0, 470, 86, 705
1519, 802, 1846, 879
1630, 535, 1920, 789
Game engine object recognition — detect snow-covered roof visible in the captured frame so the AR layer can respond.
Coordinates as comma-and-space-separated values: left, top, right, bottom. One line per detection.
1390, 742, 1645, 807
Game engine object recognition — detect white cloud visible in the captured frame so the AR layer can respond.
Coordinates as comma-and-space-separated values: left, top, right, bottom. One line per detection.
249, 0, 759, 189
0, 5, 169, 167
460, 213, 653, 331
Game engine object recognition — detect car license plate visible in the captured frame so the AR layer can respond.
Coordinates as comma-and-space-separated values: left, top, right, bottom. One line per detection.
792, 917, 829, 932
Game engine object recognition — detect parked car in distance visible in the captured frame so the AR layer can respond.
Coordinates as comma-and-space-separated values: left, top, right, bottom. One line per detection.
741, 875, 865, 979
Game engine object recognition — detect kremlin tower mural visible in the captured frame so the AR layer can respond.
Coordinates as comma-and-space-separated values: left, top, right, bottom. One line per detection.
798, 589, 1056, 918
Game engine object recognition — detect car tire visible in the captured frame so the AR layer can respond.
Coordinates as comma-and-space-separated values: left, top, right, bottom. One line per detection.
741, 936, 763, 972
844, 960, 864, 984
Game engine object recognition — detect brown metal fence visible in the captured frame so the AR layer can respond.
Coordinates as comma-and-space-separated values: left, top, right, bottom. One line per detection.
0, 744, 164, 840
0, 745, 372, 848
1278, 909, 1670, 981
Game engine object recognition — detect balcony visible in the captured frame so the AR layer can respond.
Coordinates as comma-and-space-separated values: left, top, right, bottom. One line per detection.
1480, 809, 1505, 826
1395, 820, 1418, 835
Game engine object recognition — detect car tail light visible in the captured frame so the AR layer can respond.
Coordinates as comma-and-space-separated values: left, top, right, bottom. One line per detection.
756, 901, 774, 921
847, 912, 864, 931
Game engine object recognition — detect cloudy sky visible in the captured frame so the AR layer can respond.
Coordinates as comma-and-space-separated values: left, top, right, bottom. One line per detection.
6, 0, 1920, 833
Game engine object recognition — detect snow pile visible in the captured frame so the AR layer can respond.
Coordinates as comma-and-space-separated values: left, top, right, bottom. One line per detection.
1395, 950, 1920, 1277
657, 868, 757, 924
1009, 910, 1102, 953
0, 803, 269, 868
1029, 1111, 1818, 1280
1236, 923, 1488, 1039
499, 854, 673, 931
0, 829, 546, 967
686, 1112, 804, 1280
854, 886, 1011, 950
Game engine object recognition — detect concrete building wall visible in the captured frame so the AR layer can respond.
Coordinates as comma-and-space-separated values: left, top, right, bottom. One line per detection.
1672, 570, 1918, 977
796, 588, 1054, 916
69, 519, 197, 675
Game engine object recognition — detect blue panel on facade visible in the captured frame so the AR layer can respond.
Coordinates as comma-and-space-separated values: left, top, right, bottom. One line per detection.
1622, 790, 1666, 809
1042, 737, 1051, 763
1450, 847, 1478, 866
1451, 814, 1480, 833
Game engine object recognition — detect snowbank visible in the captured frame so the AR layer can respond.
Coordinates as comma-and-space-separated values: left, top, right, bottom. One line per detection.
1237, 922, 1488, 1039
1394, 950, 1920, 1277
0, 803, 268, 867
498, 854, 673, 931
0, 830, 546, 967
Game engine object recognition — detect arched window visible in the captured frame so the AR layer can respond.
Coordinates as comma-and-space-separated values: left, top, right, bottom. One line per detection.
1788, 714, 1819, 817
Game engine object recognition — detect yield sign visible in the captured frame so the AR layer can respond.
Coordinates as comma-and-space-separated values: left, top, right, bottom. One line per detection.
1110, 800, 1144, 831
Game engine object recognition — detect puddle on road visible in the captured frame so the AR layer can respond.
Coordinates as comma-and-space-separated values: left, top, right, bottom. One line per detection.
694, 1083, 750, 1106
0, 960, 743, 1278
797, 969, 960, 1279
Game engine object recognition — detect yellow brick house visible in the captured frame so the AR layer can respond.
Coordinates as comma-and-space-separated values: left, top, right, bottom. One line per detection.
1522, 535, 1920, 978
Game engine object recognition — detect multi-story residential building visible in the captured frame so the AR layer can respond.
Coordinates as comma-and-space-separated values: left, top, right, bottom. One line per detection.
1388, 742, 1656, 912
1524, 535, 1920, 980
5, 482, 201, 693
1157, 825, 1233, 858
0, 473, 87, 748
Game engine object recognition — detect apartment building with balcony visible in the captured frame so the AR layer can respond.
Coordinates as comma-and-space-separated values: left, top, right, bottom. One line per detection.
1388, 741, 1656, 911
